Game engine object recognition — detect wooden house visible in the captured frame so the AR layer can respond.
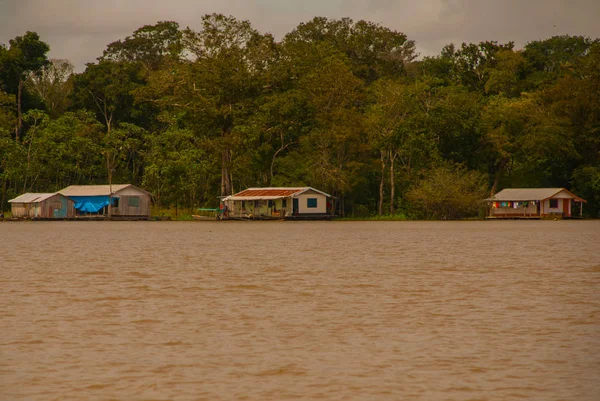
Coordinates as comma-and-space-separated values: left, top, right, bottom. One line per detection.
59, 184, 151, 219
222, 187, 333, 220
487, 188, 586, 219
8, 193, 75, 219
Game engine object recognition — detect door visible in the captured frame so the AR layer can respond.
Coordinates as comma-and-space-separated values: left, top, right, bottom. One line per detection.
293, 198, 299, 215
563, 199, 570, 217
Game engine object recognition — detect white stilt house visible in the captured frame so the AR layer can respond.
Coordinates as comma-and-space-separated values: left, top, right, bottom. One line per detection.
487, 188, 586, 219
222, 187, 334, 220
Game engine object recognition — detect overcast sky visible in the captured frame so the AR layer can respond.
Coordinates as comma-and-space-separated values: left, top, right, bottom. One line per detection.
1, 0, 599, 71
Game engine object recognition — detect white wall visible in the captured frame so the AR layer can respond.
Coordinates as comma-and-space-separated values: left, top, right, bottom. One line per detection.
543, 198, 569, 215
552, 190, 575, 199
296, 193, 327, 214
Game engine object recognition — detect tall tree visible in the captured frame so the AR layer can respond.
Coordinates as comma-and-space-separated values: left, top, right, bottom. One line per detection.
72, 60, 146, 189
449, 41, 514, 92
483, 94, 577, 195
100, 21, 183, 71
284, 17, 417, 84
0, 31, 50, 141
139, 14, 277, 197
26, 58, 74, 117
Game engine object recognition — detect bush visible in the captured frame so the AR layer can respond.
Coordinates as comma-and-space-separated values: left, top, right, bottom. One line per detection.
407, 164, 488, 219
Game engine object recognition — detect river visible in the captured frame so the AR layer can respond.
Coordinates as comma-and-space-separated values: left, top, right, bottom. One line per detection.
1, 220, 599, 400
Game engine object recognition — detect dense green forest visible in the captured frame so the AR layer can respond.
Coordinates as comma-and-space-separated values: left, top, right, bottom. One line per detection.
1, 15, 599, 218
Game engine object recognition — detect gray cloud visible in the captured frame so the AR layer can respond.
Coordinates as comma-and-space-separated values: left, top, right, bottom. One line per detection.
1, 0, 599, 71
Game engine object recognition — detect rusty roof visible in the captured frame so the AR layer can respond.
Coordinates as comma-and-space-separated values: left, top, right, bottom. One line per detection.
227, 187, 332, 200
234, 188, 306, 197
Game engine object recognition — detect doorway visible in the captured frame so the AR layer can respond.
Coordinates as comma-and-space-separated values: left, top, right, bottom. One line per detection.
563, 199, 570, 217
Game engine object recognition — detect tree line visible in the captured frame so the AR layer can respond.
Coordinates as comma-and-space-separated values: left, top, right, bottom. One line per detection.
1, 15, 599, 218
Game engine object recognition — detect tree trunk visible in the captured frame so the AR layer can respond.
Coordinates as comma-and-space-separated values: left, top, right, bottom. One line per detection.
490, 158, 508, 197
270, 138, 295, 185
16, 79, 23, 142
221, 149, 232, 197
390, 152, 397, 215
378, 150, 386, 216
1, 176, 7, 213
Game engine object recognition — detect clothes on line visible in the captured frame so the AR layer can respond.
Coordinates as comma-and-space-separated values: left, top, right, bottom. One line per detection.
491, 201, 535, 209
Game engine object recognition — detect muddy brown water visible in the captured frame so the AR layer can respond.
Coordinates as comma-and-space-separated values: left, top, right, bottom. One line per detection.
1, 220, 599, 400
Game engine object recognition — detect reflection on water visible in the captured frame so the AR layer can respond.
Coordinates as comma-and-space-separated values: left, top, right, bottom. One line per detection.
1, 221, 599, 400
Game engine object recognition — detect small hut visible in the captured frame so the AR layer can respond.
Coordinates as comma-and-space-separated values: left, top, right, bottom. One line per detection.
487, 188, 586, 219
223, 187, 333, 220
59, 184, 151, 219
8, 193, 75, 219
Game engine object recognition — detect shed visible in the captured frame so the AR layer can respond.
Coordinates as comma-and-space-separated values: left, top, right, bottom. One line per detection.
8, 193, 75, 219
59, 184, 152, 219
487, 188, 586, 219
223, 187, 333, 219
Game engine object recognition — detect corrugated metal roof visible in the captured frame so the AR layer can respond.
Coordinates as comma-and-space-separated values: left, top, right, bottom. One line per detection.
60, 184, 135, 196
235, 188, 306, 197
226, 187, 332, 200
490, 188, 585, 201
8, 193, 58, 203
227, 196, 284, 201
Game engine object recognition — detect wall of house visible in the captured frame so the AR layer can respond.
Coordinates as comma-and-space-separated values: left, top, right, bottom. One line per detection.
551, 190, 575, 199
112, 188, 151, 217
11, 196, 75, 218
12, 202, 46, 218
51, 195, 75, 218
229, 200, 256, 216
296, 193, 327, 214
275, 198, 291, 217
43, 194, 75, 218
227, 198, 291, 218
542, 198, 569, 216
11, 203, 28, 217
492, 203, 538, 217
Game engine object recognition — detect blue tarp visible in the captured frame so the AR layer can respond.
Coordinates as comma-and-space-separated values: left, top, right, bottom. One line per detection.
70, 196, 116, 213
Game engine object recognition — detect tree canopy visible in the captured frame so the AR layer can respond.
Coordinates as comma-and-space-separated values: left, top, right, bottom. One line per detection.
1, 16, 599, 217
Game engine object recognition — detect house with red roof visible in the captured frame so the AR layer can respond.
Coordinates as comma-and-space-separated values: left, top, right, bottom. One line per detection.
222, 187, 333, 220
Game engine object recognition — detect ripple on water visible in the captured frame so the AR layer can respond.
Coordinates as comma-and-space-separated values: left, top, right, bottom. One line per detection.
1, 220, 599, 401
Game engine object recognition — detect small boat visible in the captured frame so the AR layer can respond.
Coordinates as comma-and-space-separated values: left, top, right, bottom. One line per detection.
192, 208, 223, 221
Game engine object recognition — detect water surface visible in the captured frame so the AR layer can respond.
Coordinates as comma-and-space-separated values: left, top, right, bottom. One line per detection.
1, 221, 599, 400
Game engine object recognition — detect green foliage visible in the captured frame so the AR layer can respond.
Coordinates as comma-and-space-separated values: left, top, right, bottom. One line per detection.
101, 21, 183, 70
0, 31, 50, 88
1, 25, 598, 219
572, 166, 600, 217
284, 17, 416, 84
407, 164, 488, 219
26, 58, 74, 117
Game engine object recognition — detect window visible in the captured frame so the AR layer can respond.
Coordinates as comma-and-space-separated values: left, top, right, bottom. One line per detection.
128, 196, 140, 207
307, 198, 318, 208
282, 199, 287, 208
112, 198, 119, 208
549, 199, 558, 208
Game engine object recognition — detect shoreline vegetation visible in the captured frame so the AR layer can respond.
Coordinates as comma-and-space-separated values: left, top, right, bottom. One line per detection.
2, 207, 594, 222
1, 15, 599, 219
